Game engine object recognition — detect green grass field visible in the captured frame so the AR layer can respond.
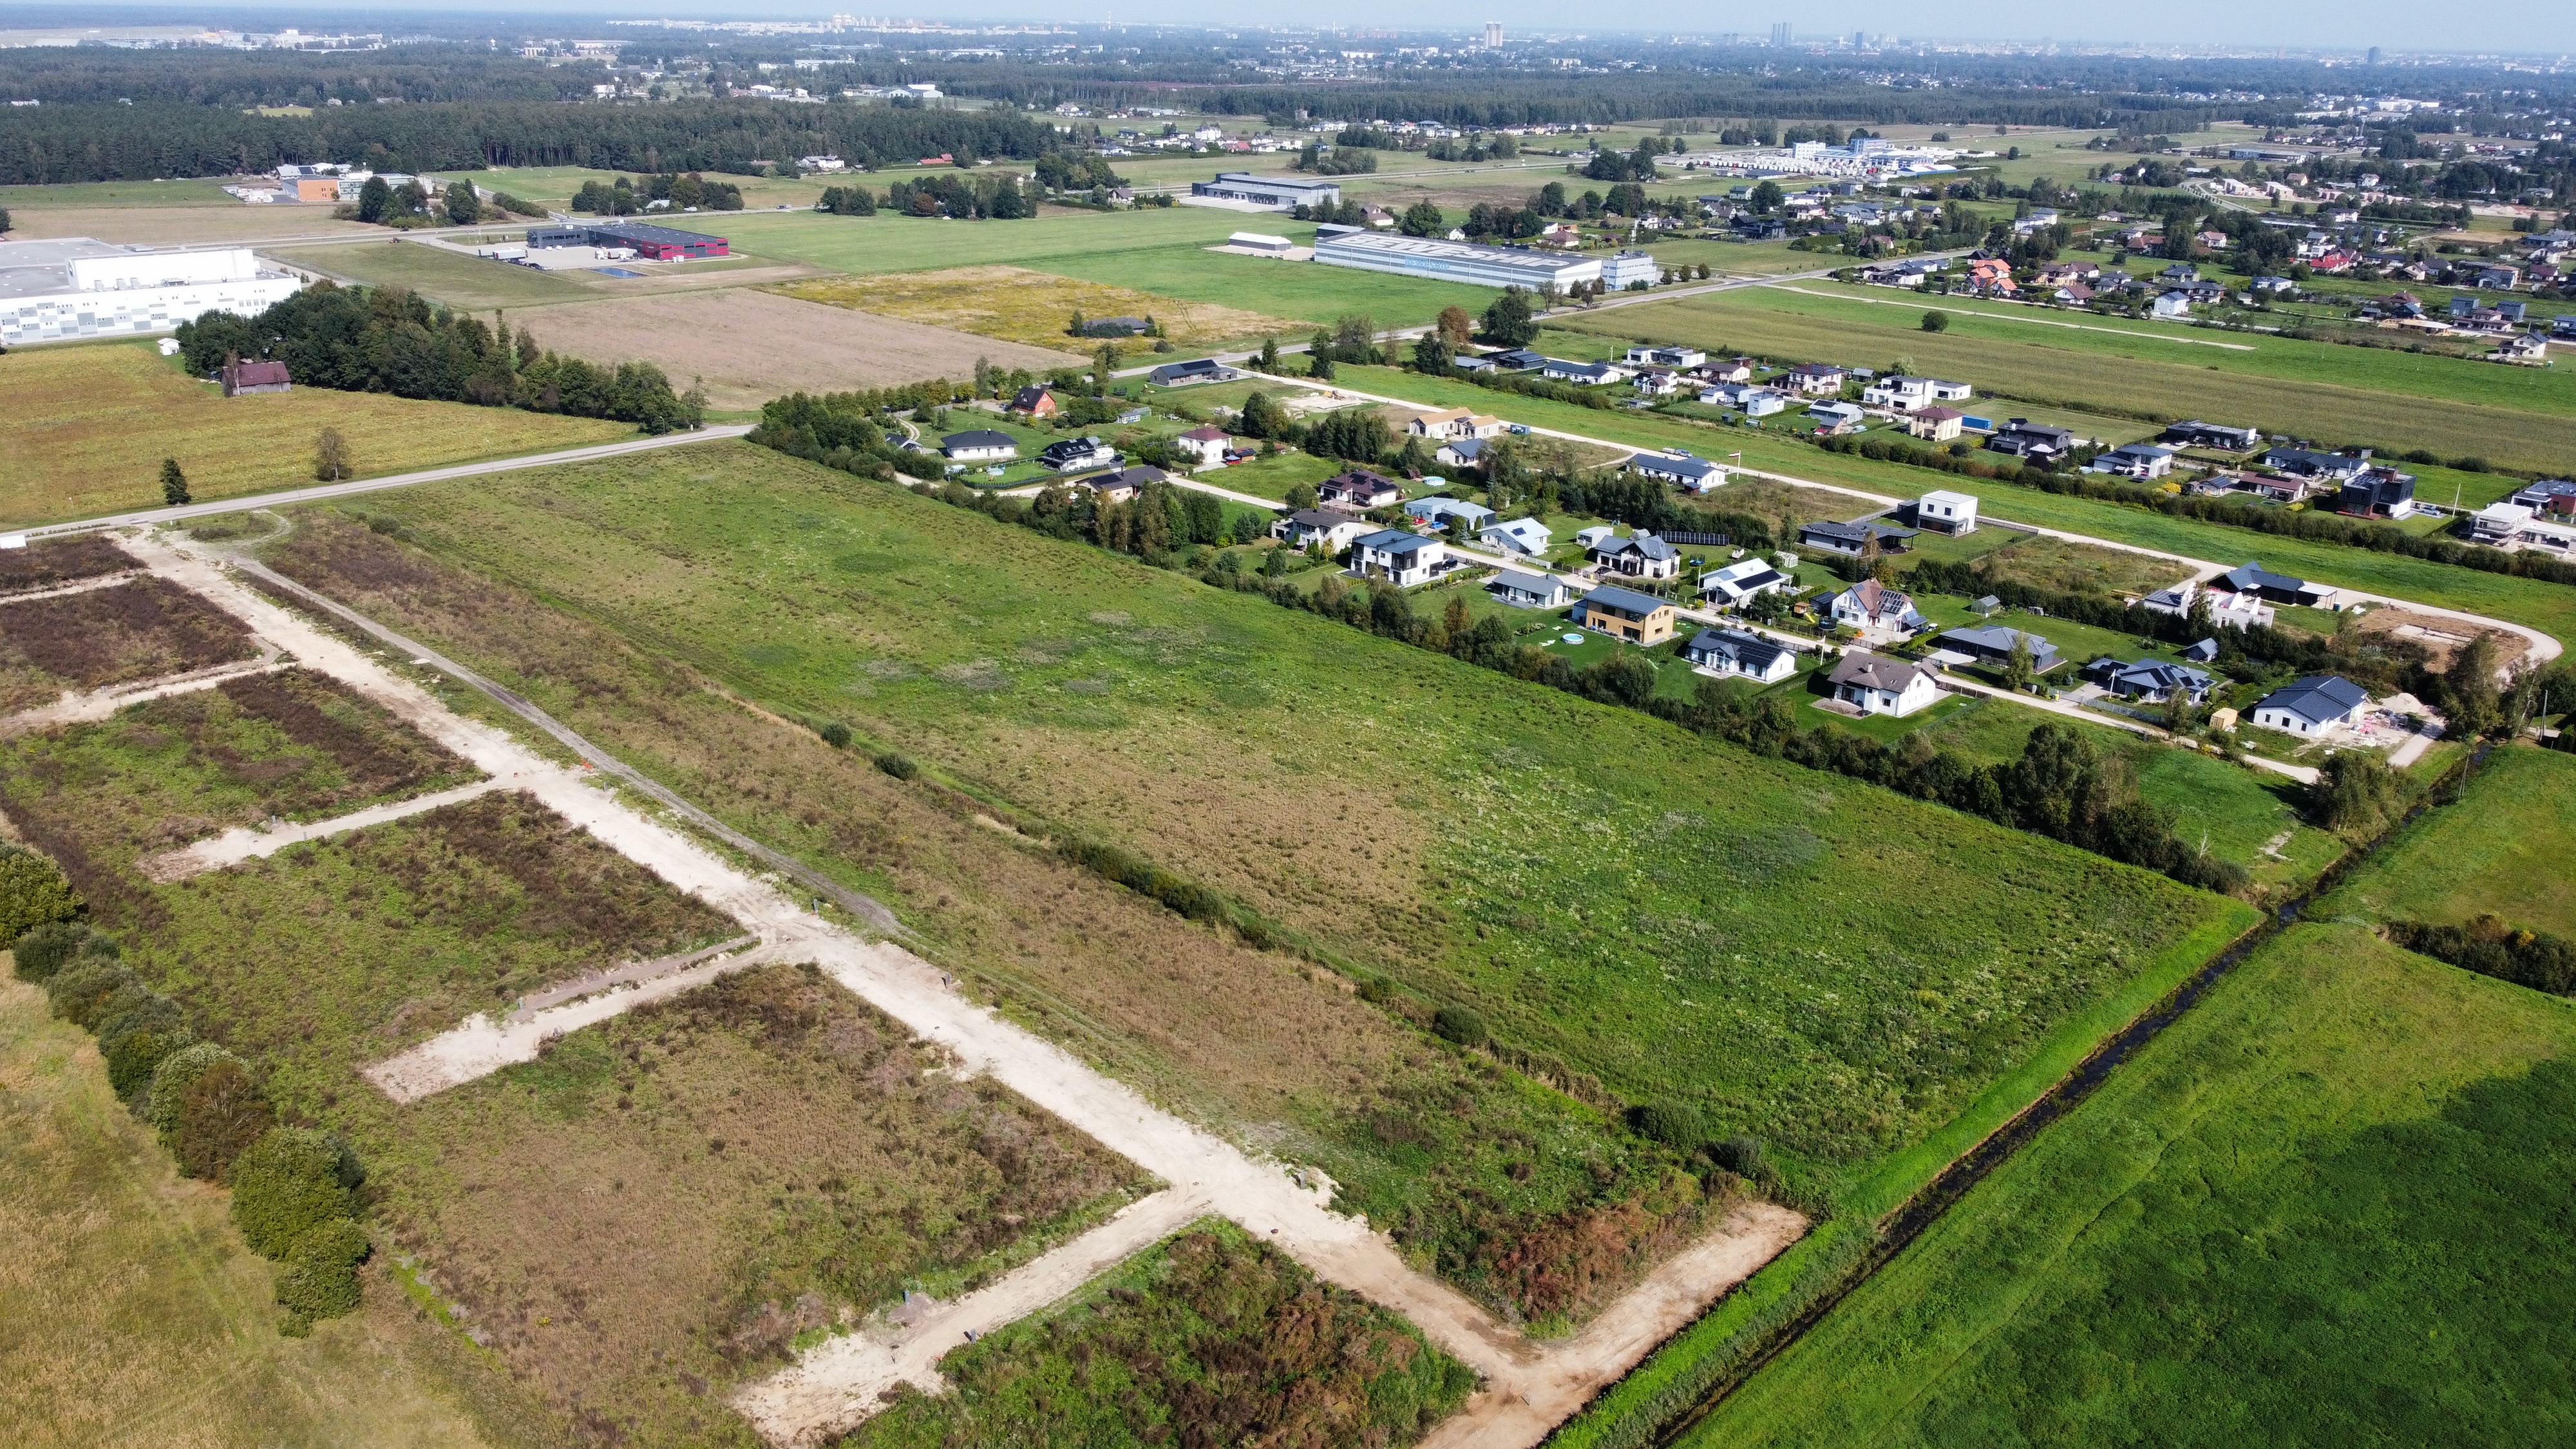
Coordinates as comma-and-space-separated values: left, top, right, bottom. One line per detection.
1685, 922, 2576, 1448
293, 440, 2249, 1231
2318, 743, 2576, 938
1559, 281, 2576, 471
276, 240, 616, 309
0, 177, 238, 208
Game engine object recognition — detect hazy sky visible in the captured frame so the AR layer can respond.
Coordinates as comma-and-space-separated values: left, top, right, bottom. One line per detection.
6, 2, 2574, 55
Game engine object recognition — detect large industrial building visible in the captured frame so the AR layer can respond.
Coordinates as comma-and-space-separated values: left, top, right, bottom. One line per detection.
1311, 228, 1605, 290
0, 238, 303, 346
524, 221, 731, 261
1188, 173, 1343, 211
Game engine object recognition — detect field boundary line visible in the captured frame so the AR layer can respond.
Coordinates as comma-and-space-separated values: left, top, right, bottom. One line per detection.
138, 776, 515, 882
10, 425, 753, 538
0, 571, 146, 604
1757, 284, 2261, 350
0, 653, 289, 739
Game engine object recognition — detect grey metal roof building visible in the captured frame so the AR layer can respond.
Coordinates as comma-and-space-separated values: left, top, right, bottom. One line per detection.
1191, 173, 1343, 210
1313, 230, 1604, 290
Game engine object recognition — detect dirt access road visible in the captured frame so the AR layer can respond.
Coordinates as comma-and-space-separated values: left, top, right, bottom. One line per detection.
117, 526, 1805, 1448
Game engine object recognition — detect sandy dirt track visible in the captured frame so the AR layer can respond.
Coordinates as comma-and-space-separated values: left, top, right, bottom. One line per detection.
115, 527, 1804, 1449
141, 777, 509, 881
513, 289, 1087, 411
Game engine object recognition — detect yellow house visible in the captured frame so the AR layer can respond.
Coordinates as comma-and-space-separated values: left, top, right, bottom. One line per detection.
1574, 584, 1678, 645
1908, 406, 1966, 442
1405, 408, 1507, 441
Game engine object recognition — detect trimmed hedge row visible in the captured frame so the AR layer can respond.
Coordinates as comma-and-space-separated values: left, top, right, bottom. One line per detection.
12, 900, 372, 1334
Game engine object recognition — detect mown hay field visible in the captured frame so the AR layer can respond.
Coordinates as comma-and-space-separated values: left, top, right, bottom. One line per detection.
2318, 743, 2576, 939
1687, 923, 2576, 1448
1562, 282, 2576, 471
0, 341, 630, 527
777, 263, 1307, 354
289, 442, 2251, 1233
0, 974, 538, 1449
515, 289, 1082, 412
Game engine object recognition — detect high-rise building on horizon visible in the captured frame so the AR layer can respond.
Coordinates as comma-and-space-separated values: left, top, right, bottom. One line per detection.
1772, 21, 1792, 46
2367, 44, 2383, 64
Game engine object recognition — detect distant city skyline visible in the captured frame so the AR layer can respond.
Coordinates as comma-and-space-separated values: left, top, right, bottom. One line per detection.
1, 1, 2572, 55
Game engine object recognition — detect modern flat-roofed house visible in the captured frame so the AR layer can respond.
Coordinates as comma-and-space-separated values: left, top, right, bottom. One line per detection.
1191, 172, 1341, 211
1486, 348, 1548, 371
2214, 561, 2338, 608
1319, 469, 1403, 511
940, 429, 1018, 462
2337, 467, 2419, 519
2470, 502, 2576, 553
2251, 674, 2370, 735
1937, 624, 2062, 672
1909, 489, 1978, 534
1574, 584, 1679, 644
1988, 419, 2076, 460
1861, 374, 1973, 411
1488, 568, 1570, 609
1625, 344, 1707, 368
1350, 528, 1449, 587
1271, 508, 1370, 553
1683, 627, 1797, 683
1828, 652, 1942, 716
1627, 453, 1727, 490
2508, 478, 2576, 516
1481, 517, 1553, 555
1590, 533, 1681, 580
1700, 557, 1791, 609
1798, 518, 1917, 556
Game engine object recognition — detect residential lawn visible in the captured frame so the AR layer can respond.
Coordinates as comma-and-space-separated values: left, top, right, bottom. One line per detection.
0, 974, 549, 1449
282, 440, 2254, 1243
0, 339, 632, 528
845, 1220, 1473, 1449
1558, 279, 2576, 471
1317, 365, 2576, 655
1686, 923, 2576, 1449
1913, 600, 2190, 673
276, 240, 603, 308
1191, 449, 1341, 501
2317, 742, 2576, 939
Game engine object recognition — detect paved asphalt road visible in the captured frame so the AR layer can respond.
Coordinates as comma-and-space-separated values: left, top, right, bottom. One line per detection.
11, 425, 753, 539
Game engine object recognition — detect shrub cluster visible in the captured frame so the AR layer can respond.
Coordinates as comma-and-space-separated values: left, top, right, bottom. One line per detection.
12, 909, 370, 1333
2387, 915, 2576, 996
0, 842, 82, 942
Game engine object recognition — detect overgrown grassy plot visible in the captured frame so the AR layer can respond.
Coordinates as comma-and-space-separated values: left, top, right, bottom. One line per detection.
0, 976, 545, 1449
0, 667, 480, 859
1685, 923, 2576, 1449
367, 963, 1151, 1449
2318, 742, 2576, 940
844, 1221, 1475, 1449
274, 445, 2246, 1252
0, 574, 258, 712
254, 507, 1705, 1330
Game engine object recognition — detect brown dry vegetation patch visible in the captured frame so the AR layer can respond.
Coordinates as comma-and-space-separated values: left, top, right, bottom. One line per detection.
258, 510, 1452, 1137
513, 290, 1083, 413
0, 535, 136, 594
375, 962, 1148, 1448
777, 265, 1309, 354
0, 574, 256, 712
213, 668, 474, 799
2352, 605, 2490, 671
1971, 531, 2192, 597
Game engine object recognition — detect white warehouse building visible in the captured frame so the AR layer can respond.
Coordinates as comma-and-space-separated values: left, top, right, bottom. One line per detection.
0, 238, 303, 347
1312, 229, 1605, 290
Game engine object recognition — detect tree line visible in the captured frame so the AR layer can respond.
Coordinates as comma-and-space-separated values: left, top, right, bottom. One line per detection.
178, 283, 703, 434
0, 99, 1057, 184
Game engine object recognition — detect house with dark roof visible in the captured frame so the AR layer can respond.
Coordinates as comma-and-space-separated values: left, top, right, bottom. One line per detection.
1797, 518, 1917, 556
1936, 625, 2063, 672
1350, 528, 1450, 587
1405, 496, 1496, 531
2336, 468, 2418, 519
1589, 533, 1681, 579
1435, 437, 1488, 469
1784, 362, 1847, 395
2250, 674, 2371, 735
1987, 419, 2076, 460
1683, 627, 1797, 683
2215, 562, 2338, 608
940, 430, 1019, 462
1828, 652, 1942, 716
1270, 507, 1370, 553
1038, 435, 1119, 471
2161, 420, 2262, 452
2090, 442, 2177, 480
1007, 386, 1058, 417
1147, 358, 1240, 387
1318, 469, 1403, 511
1083, 464, 1164, 504
1829, 578, 1927, 636
1627, 453, 1727, 490
2260, 446, 2371, 482
2082, 657, 2214, 703
219, 359, 290, 396
1573, 584, 1679, 644
1487, 568, 1569, 609
1486, 348, 1547, 371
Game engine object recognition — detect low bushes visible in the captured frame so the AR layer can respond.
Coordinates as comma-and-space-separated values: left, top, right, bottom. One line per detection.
2387, 915, 2576, 996
0, 842, 82, 940
12, 902, 370, 1333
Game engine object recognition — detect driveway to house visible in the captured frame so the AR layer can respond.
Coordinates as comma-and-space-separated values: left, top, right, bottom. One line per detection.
10, 426, 753, 539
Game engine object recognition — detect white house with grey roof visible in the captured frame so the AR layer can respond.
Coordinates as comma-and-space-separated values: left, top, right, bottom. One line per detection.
1700, 557, 1793, 609
1350, 528, 1450, 587
1683, 627, 1798, 683
1481, 517, 1553, 556
1589, 533, 1681, 579
1828, 652, 1942, 716
1487, 569, 1570, 609
2251, 674, 2371, 735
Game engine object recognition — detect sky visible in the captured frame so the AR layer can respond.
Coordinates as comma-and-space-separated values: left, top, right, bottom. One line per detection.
3, 1, 2573, 55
